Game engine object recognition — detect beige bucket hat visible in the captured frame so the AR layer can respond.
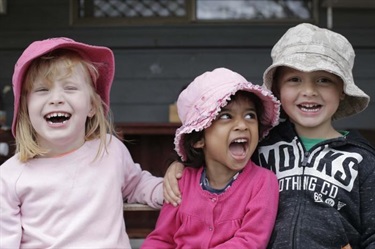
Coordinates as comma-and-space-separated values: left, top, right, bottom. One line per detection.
263, 23, 370, 120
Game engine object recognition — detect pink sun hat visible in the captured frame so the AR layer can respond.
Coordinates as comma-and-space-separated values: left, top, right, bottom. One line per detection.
174, 67, 280, 161
11, 37, 115, 137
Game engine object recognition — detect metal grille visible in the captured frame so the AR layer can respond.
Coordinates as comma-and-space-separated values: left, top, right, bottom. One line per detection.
79, 0, 186, 18
73, 0, 317, 26
196, 0, 314, 20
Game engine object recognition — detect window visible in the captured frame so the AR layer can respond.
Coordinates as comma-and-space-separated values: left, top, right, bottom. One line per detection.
196, 0, 314, 21
71, 0, 317, 26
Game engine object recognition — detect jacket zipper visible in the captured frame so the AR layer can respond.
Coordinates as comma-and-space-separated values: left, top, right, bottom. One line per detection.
291, 149, 310, 249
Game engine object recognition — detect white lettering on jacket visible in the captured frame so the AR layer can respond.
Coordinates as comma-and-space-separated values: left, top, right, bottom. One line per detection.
258, 137, 361, 192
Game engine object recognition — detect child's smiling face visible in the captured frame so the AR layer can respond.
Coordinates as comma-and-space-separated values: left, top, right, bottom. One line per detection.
277, 66, 344, 138
27, 61, 95, 157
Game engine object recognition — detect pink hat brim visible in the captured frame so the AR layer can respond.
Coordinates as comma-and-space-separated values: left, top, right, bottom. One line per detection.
174, 68, 280, 161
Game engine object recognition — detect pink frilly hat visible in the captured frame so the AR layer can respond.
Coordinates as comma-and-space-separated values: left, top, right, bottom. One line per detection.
11, 37, 114, 137
174, 67, 280, 161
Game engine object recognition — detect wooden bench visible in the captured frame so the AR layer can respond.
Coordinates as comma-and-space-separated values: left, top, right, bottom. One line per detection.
123, 203, 160, 239
123, 203, 159, 212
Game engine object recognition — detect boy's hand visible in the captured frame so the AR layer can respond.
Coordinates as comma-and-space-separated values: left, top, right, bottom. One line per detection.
163, 161, 184, 206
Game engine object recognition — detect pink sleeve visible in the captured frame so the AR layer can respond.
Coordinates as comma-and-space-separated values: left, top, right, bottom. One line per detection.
0, 158, 23, 248
118, 140, 163, 209
215, 170, 279, 249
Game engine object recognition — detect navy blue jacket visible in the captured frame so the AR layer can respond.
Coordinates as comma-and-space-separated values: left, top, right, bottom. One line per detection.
254, 120, 375, 249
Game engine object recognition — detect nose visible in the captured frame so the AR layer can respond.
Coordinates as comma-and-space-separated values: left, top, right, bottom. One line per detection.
234, 117, 248, 131
301, 81, 317, 96
49, 89, 65, 105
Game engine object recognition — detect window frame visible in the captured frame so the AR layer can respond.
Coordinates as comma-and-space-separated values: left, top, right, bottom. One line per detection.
70, 0, 319, 27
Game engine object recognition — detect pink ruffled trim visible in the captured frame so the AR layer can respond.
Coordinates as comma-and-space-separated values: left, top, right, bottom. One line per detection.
175, 82, 280, 161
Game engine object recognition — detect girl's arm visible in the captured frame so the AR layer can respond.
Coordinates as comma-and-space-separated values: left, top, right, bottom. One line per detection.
0, 161, 22, 248
123, 163, 164, 208
163, 161, 184, 206
116, 137, 163, 208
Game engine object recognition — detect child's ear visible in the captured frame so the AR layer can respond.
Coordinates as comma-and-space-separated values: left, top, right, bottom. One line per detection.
193, 138, 205, 148
88, 107, 96, 118
340, 91, 346, 100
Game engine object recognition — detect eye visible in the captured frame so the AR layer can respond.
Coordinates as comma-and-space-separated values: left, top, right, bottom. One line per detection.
288, 76, 301, 83
245, 112, 257, 120
280, 74, 301, 85
62, 79, 81, 90
33, 86, 48, 92
217, 113, 231, 120
65, 84, 79, 91
317, 77, 333, 84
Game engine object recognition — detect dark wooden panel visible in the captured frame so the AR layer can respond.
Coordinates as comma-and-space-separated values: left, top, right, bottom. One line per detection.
333, 103, 375, 130
0, 51, 19, 78
0, 0, 68, 30
110, 79, 185, 104
111, 104, 170, 123
353, 49, 375, 77
113, 48, 270, 78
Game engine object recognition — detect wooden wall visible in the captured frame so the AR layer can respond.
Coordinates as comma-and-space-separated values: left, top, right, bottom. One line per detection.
0, 0, 374, 131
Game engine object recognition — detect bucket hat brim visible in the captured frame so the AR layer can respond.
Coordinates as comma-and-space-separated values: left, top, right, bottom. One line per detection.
175, 68, 280, 161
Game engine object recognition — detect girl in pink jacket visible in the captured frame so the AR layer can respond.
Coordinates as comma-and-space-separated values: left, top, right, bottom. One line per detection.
142, 67, 280, 249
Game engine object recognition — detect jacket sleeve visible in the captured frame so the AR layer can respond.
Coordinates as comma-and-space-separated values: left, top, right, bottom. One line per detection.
361, 151, 375, 249
214, 171, 279, 249
141, 203, 180, 249
0, 159, 23, 248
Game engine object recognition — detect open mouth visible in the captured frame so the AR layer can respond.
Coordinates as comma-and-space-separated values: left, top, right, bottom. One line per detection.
45, 112, 71, 124
298, 103, 322, 112
229, 138, 248, 158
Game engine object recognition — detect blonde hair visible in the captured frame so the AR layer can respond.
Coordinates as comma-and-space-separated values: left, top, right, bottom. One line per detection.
16, 49, 117, 162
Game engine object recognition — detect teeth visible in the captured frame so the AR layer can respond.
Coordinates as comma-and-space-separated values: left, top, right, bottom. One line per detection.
234, 138, 247, 143
301, 107, 319, 112
301, 104, 318, 108
300, 106, 319, 112
299, 104, 320, 112
46, 113, 70, 119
